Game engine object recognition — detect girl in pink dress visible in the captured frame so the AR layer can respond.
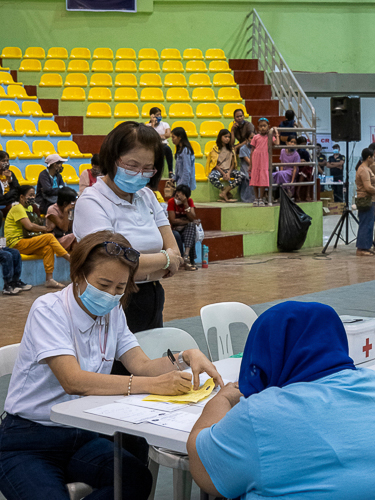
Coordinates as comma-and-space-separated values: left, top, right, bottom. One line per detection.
249, 118, 280, 206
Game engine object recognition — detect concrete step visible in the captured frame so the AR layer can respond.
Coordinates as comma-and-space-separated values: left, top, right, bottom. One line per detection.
228, 59, 259, 71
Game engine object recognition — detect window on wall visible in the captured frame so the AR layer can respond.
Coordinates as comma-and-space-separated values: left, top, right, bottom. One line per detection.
66, 0, 136, 12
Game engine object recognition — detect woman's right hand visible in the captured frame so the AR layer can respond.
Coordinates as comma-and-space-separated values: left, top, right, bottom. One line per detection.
150, 371, 193, 395
166, 247, 183, 275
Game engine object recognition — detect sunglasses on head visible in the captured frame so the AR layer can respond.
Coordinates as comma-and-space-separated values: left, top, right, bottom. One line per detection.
100, 241, 140, 263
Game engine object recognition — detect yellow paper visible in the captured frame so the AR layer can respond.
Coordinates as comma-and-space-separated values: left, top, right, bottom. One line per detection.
143, 378, 215, 404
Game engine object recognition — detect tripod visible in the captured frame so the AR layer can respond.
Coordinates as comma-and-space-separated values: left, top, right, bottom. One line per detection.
322, 141, 358, 254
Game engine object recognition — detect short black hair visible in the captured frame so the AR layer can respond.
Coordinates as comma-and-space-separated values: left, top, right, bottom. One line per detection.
99, 121, 164, 190
18, 185, 34, 200
149, 107, 161, 116
317, 143, 322, 147
233, 108, 244, 118
368, 143, 375, 152
57, 186, 77, 207
175, 184, 191, 199
91, 154, 100, 166
285, 110, 295, 121
332, 144, 340, 149
0, 151, 9, 161
296, 136, 307, 145
287, 135, 297, 143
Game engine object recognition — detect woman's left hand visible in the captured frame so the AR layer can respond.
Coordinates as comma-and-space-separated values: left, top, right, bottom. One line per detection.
183, 349, 224, 390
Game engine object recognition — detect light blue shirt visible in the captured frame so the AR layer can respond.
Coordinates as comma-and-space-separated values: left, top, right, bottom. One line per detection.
174, 147, 196, 191
197, 368, 375, 499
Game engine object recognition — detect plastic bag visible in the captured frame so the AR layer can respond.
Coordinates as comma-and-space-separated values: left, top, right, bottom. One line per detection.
195, 222, 204, 242
277, 188, 312, 251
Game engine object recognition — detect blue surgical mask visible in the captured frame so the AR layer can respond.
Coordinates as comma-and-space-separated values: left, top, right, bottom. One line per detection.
79, 278, 123, 316
333, 149, 339, 154
114, 166, 149, 194
156, 116, 162, 123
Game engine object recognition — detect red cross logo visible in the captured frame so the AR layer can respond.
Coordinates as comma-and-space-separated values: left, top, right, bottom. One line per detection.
363, 338, 373, 358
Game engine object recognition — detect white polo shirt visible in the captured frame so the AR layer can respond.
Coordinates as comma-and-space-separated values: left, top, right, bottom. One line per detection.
5, 284, 139, 426
73, 178, 169, 254
153, 121, 171, 145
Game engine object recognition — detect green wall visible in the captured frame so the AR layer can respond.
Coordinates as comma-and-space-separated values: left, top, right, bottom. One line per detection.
1, 0, 374, 74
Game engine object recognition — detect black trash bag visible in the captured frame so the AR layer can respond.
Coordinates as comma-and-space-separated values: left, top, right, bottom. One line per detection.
277, 187, 312, 251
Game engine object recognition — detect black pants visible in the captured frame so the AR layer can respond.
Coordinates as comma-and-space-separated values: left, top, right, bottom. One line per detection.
333, 176, 343, 202
163, 144, 173, 174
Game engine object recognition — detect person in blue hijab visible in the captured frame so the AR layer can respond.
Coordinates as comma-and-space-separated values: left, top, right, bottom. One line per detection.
187, 301, 375, 500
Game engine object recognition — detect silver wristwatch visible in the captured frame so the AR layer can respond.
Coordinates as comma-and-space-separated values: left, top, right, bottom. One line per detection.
177, 351, 189, 370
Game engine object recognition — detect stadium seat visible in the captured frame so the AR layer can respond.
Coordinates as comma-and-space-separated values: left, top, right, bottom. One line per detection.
213, 73, 236, 86
67, 60, 90, 72
192, 88, 216, 102
115, 48, 136, 60
1, 47, 22, 59
61, 164, 80, 183
115, 74, 137, 87
222, 103, 249, 118
114, 88, 138, 101
138, 49, 159, 60
0, 88, 10, 99
186, 61, 208, 72
170, 121, 198, 137
139, 61, 161, 72
114, 103, 139, 118
64, 73, 88, 87
166, 88, 190, 102
164, 74, 187, 87
38, 120, 71, 136
9, 165, 28, 185
160, 49, 181, 60
188, 74, 212, 87
32, 140, 57, 157
205, 49, 226, 60
89, 74, 113, 87
86, 103, 112, 118
190, 141, 203, 158
0, 73, 22, 85
24, 47, 45, 59
204, 140, 216, 156
79, 163, 91, 175
139, 74, 162, 87
25, 164, 46, 183
162, 61, 184, 73
7, 85, 36, 100
22, 102, 53, 117
168, 103, 194, 118
0, 119, 18, 136
141, 103, 167, 118
61, 87, 86, 101
58, 140, 92, 158
19, 59, 42, 72
47, 47, 68, 59
93, 48, 113, 60
140, 88, 164, 102
195, 162, 208, 181
195, 103, 222, 118
43, 59, 66, 72
0, 65, 10, 71
200, 121, 225, 137
0, 101, 25, 116
209, 61, 231, 72
7, 140, 42, 159
183, 49, 204, 60
39, 73, 63, 87
88, 87, 112, 101
91, 60, 114, 72
115, 60, 137, 72
14, 119, 47, 136
218, 87, 242, 101
70, 48, 91, 59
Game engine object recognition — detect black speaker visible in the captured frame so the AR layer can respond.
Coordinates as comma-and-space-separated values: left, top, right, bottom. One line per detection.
330, 96, 361, 142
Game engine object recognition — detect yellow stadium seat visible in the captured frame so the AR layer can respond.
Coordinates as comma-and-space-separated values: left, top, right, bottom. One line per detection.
93, 48, 113, 60
114, 103, 139, 118
19, 59, 42, 72
209, 61, 230, 73
160, 49, 181, 60
195, 163, 208, 181
64, 73, 88, 87
166, 88, 190, 102
141, 103, 167, 118
192, 88, 216, 102
190, 141, 203, 158
22, 102, 53, 117
139, 61, 161, 73
70, 48, 91, 60
205, 49, 226, 60
0, 73, 22, 86
0, 119, 18, 136
140, 88, 164, 102
138, 49, 159, 60
213, 73, 236, 86
25, 164, 46, 183
169, 104, 194, 118
114, 88, 138, 101
9, 165, 28, 185
139, 74, 162, 87
67, 60, 90, 72
39, 73, 63, 87
186, 61, 208, 73
196, 103, 222, 118
61, 164, 80, 184
32, 140, 57, 157
200, 121, 225, 137
61, 87, 86, 101
88, 87, 112, 101
7, 85, 36, 100
222, 103, 249, 118
115, 74, 137, 87
0, 65, 10, 71
79, 163, 91, 175
115, 60, 137, 73
47, 47, 68, 59
188, 74, 212, 87
115, 48, 136, 60
43, 59, 66, 72
7, 140, 43, 159
204, 140, 216, 156
91, 60, 114, 73
0, 101, 25, 116
1, 47, 22, 59
183, 49, 204, 60
171, 121, 198, 137
0, 88, 10, 99
162, 60, 184, 73
24, 47, 45, 59
14, 119, 47, 136
89, 74, 113, 87
164, 74, 187, 87
86, 103, 112, 118
58, 140, 92, 158
0, 144, 2, 150
38, 120, 71, 137
218, 87, 242, 101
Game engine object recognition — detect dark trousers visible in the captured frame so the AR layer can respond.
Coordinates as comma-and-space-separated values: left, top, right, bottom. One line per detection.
0, 247, 22, 284
356, 202, 375, 250
163, 144, 173, 174
333, 176, 343, 202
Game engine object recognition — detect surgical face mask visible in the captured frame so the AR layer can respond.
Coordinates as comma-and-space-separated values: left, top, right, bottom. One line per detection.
79, 277, 123, 316
156, 116, 162, 123
114, 166, 149, 194
333, 149, 339, 154
26, 197, 35, 206
175, 198, 182, 205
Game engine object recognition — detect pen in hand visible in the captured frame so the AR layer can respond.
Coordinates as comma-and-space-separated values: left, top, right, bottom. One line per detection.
167, 349, 182, 371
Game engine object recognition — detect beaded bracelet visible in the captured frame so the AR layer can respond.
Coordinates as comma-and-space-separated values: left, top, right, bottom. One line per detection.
127, 374, 134, 396
160, 249, 170, 270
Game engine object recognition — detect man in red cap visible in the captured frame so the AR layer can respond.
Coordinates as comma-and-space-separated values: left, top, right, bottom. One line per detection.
35, 154, 67, 214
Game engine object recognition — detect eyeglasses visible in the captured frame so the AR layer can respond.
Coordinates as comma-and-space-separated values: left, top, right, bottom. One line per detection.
117, 158, 157, 179
100, 241, 140, 263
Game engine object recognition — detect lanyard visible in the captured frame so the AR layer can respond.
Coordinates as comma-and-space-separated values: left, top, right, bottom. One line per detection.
98, 317, 111, 362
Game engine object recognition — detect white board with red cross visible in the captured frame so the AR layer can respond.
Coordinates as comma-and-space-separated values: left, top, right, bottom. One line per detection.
340, 316, 375, 365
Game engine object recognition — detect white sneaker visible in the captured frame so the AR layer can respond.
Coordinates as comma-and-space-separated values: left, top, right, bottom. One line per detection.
258, 200, 265, 207
253, 199, 259, 207
45, 279, 65, 289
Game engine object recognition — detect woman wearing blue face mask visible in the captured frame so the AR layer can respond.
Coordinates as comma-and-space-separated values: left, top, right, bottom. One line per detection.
146, 107, 174, 178
0, 230, 223, 500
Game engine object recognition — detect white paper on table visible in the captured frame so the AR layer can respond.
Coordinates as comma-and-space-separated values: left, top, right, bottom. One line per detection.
114, 394, 187, 412
148, 411, 200, 432
85, 403, 166, 423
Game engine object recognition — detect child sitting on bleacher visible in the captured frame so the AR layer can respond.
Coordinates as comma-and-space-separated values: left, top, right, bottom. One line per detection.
272, 136, 300, 198
78, 154, 102, 195
146, 107, 174, 178
45, 187, 77, 251
0, 152, 20, 218
278, 109, 297, 145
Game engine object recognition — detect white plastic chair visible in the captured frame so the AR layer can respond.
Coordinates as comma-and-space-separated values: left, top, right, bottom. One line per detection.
0, 343, 93, 500
200, 302, 258, 360
135, 327, 199, 500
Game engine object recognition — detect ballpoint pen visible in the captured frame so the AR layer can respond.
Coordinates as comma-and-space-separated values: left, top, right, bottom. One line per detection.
167, 349, 181, 371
